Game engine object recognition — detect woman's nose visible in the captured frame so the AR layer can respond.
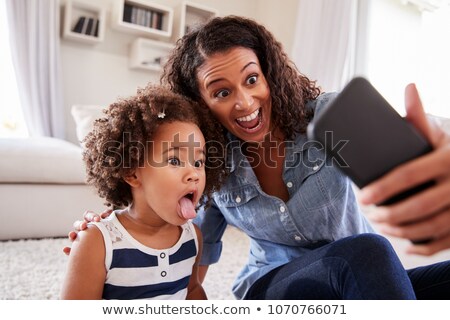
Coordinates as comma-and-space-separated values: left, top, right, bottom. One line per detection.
234, 89, 254, 111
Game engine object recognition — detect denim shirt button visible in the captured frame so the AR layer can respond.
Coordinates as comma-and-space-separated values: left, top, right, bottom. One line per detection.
294, 235, 302, 241
279, 206, 286, 213
313, 165, 319, 171
236, 196, 242, 203
286, 182, 293, 188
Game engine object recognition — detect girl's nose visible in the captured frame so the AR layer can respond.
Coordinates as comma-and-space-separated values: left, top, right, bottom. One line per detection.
184, 165, 200, 183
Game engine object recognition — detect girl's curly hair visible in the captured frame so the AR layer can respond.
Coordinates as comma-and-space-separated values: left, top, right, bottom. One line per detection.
83, 84, 228, 208
161, 15, 321, 140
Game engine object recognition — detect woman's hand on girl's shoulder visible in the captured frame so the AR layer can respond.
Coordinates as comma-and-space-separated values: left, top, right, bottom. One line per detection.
62, 209, 113, 255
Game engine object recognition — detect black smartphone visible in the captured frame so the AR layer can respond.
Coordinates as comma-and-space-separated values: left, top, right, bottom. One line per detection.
307, 77, 434, 243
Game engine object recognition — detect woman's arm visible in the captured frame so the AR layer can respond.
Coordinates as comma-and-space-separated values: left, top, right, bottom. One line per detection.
360, 84, 450, 255
186, 225, 207, 299
60, 224, 106, 299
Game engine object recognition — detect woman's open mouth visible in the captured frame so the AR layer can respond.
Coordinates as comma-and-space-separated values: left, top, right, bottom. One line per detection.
235, 108, 263, 133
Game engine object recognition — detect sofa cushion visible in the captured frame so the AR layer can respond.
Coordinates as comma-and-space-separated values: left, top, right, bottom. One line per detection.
71, 104, 105, 146
0, 137, 86, 184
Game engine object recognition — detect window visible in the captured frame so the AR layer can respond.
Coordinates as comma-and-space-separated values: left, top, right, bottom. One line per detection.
365, 0, 450, 118
0, 1, 28, 138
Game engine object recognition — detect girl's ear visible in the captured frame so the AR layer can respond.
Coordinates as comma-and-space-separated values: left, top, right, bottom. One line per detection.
123, 172, 140, 188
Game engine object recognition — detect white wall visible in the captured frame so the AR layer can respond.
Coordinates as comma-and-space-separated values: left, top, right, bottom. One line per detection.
365, 0, 422, 115
60, 0, 300, 144
256, 0, 300, 55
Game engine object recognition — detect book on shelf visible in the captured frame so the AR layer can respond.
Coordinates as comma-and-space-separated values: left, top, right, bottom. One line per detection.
122, 5, 164, 30
85, 18, 94, 35
72, 16, 86, 33
72, 16, 99, 37
123, 3, 133, 23
151, 11, 163, 30
94, 19, 99, 37
157, 12, 163, 30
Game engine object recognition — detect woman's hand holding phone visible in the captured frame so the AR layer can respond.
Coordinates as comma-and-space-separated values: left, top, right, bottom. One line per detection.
360, 84, 450, 255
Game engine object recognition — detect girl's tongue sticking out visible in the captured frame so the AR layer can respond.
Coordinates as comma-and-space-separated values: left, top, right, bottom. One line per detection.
178, 196, 196, 219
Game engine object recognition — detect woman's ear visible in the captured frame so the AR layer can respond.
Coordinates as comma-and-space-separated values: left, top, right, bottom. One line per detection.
123, 172, 140, 188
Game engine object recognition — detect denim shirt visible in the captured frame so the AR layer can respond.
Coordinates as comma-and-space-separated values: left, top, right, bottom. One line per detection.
193, 92, 375, 299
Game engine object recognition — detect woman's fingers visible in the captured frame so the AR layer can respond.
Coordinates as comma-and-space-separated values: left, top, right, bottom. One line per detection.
361, 145, 450, 214
73, 220, 87, 231
83, 210, 101, 222
406, 232, 450, 256
68, 231, 77, 241
63, 246, 71, 256
404, 83, 434, 144
367, 173, 450, 225
100, 209, 113, 219
376, 207, 450, 242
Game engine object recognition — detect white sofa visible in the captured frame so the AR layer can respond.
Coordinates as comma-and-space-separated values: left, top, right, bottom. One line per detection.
0, 137, 105, 240
0, 105, 106, 240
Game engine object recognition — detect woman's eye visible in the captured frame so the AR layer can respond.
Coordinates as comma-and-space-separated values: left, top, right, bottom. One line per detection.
168, 158, 181, 166
246, 75, 258, 85
215, 89, 230, 98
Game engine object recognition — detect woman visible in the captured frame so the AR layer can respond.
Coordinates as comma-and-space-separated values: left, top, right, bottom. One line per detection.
70, 16, 450, 299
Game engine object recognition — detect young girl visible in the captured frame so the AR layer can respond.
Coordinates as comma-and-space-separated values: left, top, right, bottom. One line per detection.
60, 85, 227, 300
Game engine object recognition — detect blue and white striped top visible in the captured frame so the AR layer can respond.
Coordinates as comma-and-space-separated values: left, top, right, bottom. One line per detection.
92, 211, 198, 300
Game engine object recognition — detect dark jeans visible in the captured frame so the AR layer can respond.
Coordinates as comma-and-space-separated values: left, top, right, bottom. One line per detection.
244, 234, 450, 299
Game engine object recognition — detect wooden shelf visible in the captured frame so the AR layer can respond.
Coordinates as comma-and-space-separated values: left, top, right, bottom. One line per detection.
62, 0, 106, 44
112, 0, 173, 39
173, 1, 218, 40
129, 38, 174, 72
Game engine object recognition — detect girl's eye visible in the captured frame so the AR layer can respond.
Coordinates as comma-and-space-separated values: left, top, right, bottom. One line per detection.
246, 75, 258, 85
168, 158, 181, 166
215, 89, 230, 98
194, 159, 205, 168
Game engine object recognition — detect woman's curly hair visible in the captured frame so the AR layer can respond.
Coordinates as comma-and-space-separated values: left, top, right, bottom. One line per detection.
83, 84, 228, 208
161, 15, 321, 140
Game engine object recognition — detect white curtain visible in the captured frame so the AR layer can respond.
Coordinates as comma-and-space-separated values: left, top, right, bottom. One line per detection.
292, 0, 370, 92
5, 0, 65, 138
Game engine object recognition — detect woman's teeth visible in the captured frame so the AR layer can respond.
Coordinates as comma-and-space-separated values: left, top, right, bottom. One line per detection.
237, 108, 259, 122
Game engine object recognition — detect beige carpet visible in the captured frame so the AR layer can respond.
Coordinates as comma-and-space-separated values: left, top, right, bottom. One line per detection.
1, 223, 449, 300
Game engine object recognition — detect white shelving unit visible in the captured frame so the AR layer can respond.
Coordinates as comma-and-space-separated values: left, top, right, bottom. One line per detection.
62, 1, 220, 72
111, 0, 173, 39
129, 38, 174, 72
173, 1, 218, 40
62, 0, 106, 44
